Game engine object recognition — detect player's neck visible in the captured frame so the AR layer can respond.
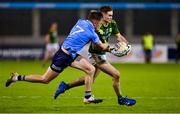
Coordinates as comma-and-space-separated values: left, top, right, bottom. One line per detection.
102, 20, 109, 27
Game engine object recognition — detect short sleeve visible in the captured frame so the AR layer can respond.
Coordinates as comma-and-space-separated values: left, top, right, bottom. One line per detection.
91, 31, 101, 44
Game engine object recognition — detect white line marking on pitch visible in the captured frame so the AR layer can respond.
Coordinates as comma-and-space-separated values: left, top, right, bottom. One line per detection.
1, 96, 180, 99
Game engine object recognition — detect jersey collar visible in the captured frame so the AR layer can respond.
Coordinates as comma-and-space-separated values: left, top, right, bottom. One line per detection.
86, 20, 95, 30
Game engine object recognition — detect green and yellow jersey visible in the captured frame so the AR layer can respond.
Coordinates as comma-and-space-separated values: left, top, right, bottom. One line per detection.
88, 20, 120, 54
48, 30, 58, 44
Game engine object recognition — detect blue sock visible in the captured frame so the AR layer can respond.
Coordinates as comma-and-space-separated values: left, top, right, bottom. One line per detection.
85, 91, 91, 99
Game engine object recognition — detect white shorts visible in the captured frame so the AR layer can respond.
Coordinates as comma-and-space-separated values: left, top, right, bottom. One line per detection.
46, 43, 59, 52
88, 53, 107, 65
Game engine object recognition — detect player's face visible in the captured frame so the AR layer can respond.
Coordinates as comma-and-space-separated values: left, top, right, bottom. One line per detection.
51, 23, 57, 31
103, 11, 113, 23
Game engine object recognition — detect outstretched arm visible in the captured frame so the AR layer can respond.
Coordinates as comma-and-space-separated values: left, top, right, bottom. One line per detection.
115, 33, 128, 44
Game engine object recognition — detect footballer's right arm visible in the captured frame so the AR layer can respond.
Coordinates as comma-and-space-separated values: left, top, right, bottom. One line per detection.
115, 33, 128, 44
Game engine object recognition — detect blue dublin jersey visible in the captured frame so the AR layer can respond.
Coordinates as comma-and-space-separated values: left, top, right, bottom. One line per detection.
62, 19, 101, 59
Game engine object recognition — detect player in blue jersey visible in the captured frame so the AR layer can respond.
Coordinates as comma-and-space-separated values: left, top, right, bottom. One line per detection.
54, 6, 136, 106
5, 11, 111, 104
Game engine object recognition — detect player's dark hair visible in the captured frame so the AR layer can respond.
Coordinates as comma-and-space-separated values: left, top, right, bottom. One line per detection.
100, 6, 113, 13
88, 10, 103, 21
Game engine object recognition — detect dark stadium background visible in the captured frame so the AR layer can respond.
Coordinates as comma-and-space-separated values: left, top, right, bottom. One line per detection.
1, 0, 180, 60
0, 0, 180, 113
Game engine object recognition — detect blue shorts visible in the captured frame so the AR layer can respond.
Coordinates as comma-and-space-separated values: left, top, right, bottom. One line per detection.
50, 48, 74, 73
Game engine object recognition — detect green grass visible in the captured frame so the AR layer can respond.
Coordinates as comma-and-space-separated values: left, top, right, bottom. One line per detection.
0, 60, 180, 113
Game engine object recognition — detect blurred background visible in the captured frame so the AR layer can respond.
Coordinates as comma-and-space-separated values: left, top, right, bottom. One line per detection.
0, 1, 180, 113
0, 0, 180, 63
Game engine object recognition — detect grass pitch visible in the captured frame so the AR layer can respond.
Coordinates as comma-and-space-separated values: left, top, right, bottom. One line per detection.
0, 60, 180, 113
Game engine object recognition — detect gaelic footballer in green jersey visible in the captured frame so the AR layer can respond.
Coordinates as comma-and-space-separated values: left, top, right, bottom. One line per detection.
45, 22, 59, 52
43, 22, 59, 66
89, 20, 119, 55
54, 6, 136, 106
87, 6, 135, 106
48, 28, 58, 44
